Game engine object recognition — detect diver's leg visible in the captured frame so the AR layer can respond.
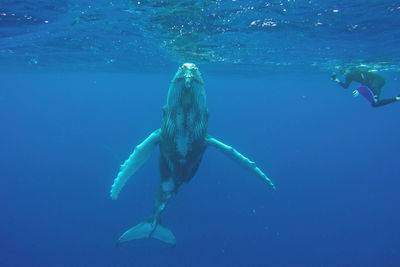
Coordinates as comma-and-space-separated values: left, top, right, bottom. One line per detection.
372, 97, 399, 107
370, 84, 398, 107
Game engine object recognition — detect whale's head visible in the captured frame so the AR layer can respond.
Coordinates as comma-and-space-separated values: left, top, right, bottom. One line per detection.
173, 63, 203, 88
167, 63, 206, 108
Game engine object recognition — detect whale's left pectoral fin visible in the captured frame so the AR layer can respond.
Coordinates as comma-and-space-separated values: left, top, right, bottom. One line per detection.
206, 136, 276, 191
110, 129, 161, 200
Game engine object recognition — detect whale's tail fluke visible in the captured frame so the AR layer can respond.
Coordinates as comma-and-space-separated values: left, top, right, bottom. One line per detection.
117, 221, 176, 246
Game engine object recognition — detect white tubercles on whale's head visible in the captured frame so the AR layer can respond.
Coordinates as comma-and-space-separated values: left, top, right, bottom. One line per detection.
167, 63, 206, 108
172, 63, 203, 89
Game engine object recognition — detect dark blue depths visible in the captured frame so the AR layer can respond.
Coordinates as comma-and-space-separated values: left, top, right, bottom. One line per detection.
0, 70, 399, 267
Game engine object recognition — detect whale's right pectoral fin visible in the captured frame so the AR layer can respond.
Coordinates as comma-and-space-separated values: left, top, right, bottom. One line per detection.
206, 136, 276, 191
110, 129, 161, 199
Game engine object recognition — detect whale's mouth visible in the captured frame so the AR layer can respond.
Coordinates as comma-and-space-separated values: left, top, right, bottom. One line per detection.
184, 74, 193, 88
181, 63, 198, 89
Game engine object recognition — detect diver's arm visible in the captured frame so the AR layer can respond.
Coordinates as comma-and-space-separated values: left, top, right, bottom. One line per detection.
331, 73, 353, 88
332, 73, 352, 88
338, 77, 352, 88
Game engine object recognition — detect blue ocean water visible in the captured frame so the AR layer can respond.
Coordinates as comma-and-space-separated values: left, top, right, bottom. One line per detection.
1, 1, 400, 267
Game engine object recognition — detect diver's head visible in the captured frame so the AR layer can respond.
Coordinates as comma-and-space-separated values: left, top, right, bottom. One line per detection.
340, 68, 352, 76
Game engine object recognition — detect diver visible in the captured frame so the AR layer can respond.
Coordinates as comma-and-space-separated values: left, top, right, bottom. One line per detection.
331, 66, 400, 107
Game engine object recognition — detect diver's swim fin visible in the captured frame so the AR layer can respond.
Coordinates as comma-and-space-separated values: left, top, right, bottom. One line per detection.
117, 221, 176, 245
355, 86, 378, 105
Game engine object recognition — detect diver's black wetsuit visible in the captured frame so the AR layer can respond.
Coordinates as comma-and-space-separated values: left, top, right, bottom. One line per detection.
333, 68, 398, 107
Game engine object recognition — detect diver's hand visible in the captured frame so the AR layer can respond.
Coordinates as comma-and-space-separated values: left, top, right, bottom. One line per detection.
353, 90, 360, 98
331, 73, 340, 83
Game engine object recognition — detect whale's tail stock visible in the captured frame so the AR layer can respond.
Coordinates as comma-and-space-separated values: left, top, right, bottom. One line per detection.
116, 220, 176, 246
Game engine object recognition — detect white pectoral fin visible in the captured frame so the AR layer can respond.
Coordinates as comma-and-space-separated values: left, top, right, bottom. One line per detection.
110, 129, 161, 199
206, 136, 276, 191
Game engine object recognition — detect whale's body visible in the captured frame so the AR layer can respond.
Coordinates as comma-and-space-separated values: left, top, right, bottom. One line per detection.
159, 63, 208, 189
110, 63, 275, 245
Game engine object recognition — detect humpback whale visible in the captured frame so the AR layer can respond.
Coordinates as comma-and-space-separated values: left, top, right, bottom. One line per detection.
110, 63, 275, 245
